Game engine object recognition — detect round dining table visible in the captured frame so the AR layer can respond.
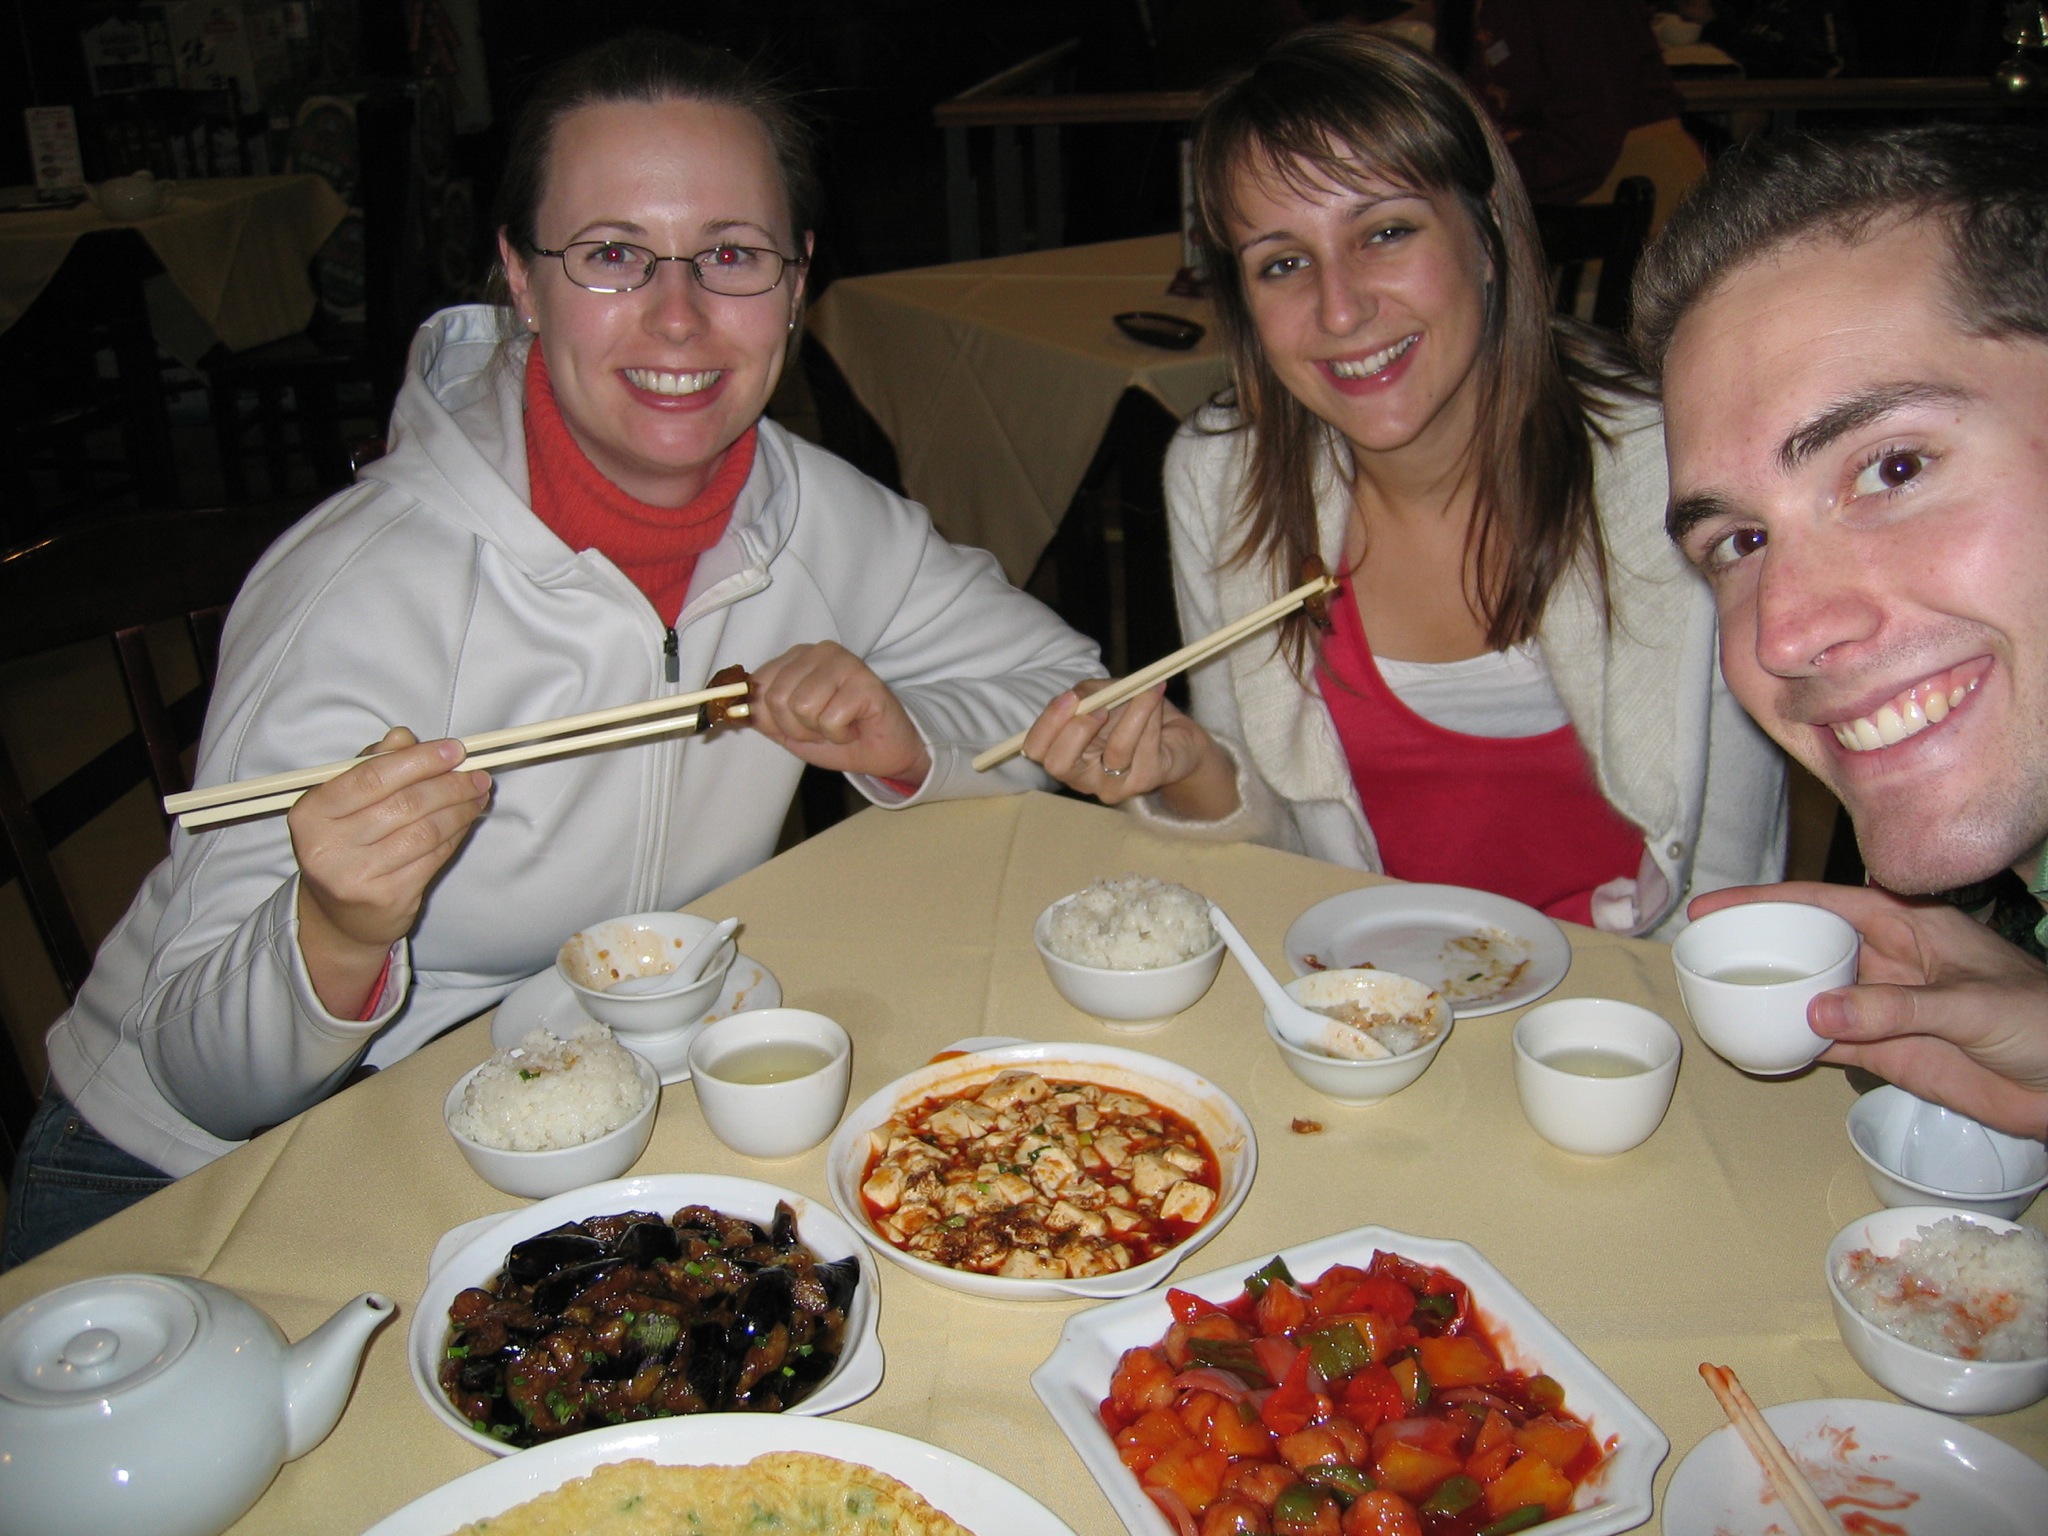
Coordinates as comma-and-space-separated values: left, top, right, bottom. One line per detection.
1, 791, 2041, 1534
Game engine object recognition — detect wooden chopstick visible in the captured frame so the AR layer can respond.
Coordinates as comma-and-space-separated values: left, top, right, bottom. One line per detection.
972, 573, 1339, 773
175, 705, 744, 830
163, 680, 751, 819
1698, 1364, 1841, 1536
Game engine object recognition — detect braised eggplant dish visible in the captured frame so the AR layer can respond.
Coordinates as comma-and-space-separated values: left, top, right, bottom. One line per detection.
439, 1202, 858, 1447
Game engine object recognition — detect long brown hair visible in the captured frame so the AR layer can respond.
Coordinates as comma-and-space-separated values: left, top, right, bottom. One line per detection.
1191, 27, 1641, 665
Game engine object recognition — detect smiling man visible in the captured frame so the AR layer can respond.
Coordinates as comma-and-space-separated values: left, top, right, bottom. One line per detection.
1630, 125, 2048, 1138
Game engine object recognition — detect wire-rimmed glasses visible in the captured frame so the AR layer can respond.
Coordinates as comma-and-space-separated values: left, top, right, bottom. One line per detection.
532, 240, 806, 297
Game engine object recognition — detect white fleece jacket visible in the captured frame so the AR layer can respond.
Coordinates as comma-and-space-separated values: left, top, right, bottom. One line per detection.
1128, 397, 1786, 937
47, 306, 1101, 1175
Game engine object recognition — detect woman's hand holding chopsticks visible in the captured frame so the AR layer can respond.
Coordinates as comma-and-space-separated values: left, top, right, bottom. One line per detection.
746, 642, 932, 787
1022, 679, 1240, 817
288, 728, 492, 1019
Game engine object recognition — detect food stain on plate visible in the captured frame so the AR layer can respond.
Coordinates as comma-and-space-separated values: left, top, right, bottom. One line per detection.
700, 964, 766, 1023
1303, 925, 1530, 1004
1751, 1419, 1915, 1534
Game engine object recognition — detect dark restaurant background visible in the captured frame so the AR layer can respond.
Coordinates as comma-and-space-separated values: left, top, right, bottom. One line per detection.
0, 0, 2033, 1195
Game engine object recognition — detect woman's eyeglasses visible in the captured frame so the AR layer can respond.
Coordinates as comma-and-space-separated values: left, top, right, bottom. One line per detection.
531, 240, 806, 297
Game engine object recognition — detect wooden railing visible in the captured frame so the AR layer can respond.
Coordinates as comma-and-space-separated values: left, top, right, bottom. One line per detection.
937, 53, 2035, 259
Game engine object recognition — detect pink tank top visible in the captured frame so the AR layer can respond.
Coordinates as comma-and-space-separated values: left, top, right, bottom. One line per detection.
1317, 578, 1644, 926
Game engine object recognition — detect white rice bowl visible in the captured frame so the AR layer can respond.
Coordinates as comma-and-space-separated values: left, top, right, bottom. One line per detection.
448, 1022, 649, 1152
1042, 877, 1216, 971
1836, 1214, 2048, 1362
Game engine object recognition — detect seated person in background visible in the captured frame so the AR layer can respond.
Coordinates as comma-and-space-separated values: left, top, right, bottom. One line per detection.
2, 32, 1098, 1270
1446, 0, 1708, 233
1633, 124, 2048, 1140
1024, 27, 1785, 939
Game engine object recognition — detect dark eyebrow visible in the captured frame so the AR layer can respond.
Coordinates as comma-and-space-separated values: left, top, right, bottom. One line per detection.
1776, 381, 1974, 474
1666, 488, 1742, 548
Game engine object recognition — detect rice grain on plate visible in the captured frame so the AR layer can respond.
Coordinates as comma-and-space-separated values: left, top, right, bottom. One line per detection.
1044, 876, 1215, 970
449, 1022, 646, 1152
1837, 1215, 2048, 1361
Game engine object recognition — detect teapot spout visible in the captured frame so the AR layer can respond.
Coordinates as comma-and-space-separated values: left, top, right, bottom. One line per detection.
282, 1292, 396, 1460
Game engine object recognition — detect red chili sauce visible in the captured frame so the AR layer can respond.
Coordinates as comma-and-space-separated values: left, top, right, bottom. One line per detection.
1100, 1252, 1602, 1536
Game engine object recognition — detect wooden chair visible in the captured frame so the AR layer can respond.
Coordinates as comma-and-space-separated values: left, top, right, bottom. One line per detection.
1533, 176, 1656, 334
0, 502, 308, 1177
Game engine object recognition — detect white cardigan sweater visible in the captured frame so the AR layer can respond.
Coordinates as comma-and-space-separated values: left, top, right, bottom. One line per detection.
48, 307, 1100, 1175
1128, 398, 1786, 938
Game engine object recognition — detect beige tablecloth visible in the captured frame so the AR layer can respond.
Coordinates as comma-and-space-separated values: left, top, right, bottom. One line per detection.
3, 792, 2042, 1533
806, 235, 1229, 584
0, 175, 347, 353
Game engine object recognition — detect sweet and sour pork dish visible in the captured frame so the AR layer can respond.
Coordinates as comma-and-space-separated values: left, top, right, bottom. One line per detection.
1101, 1252, 1602, 1536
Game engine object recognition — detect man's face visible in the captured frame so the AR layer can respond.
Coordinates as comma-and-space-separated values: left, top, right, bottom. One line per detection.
1663, 220, 2048, 894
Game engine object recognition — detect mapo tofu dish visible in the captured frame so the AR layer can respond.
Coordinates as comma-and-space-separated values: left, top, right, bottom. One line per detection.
859, 1069, 1221, 1280
439, 1202, 858, 1448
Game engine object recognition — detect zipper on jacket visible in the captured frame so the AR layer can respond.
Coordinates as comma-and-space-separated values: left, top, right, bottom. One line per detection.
663, 627, 679, 683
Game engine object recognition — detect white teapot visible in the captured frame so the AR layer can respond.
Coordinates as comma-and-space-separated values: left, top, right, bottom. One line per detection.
0, 1274, 395, 1536
95, 170, 172, 219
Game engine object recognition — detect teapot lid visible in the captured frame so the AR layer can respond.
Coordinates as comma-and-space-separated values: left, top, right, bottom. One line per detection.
0, 1274, 203, 1407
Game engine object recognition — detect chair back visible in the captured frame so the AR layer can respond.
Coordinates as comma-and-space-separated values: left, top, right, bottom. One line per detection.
1533, 177, 1656, 334
0, 502, 306, 1176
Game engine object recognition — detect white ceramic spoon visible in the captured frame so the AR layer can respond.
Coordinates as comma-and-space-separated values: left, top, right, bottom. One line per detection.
1207, 903, 1329, 1050
609, 917, 740, 997
1898, 1097, 2006, 1193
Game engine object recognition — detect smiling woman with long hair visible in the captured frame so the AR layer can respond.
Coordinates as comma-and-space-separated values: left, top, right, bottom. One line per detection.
1025, 27, 1783, 937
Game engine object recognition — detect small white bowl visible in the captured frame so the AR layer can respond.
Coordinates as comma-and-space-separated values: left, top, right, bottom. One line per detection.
1826, 1206, 2048, 1415
688, 1008, 853, 1159
557, 911, 736, 1036
1847, 1086, 2048, 1219
1671, 901, 1858, 1075
1032, 898, 1224, 1029
1264, 969, 1452, 1106
1512, 997, 1681, 1156
408, 1173, 884, 1455
443, 1054, 659, 1199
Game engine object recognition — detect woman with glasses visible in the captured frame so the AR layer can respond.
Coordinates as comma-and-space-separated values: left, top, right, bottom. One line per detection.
1023, 28, 1784, 940
9, 33, 1097, 1266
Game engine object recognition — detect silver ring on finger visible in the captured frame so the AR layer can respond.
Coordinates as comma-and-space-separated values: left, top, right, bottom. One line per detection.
1102, 765, 1129, 779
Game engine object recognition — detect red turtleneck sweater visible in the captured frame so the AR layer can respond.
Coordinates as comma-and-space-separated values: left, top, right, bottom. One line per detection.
523, 341, 755, 622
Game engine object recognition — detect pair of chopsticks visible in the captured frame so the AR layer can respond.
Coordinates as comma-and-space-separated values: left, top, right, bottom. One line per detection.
166, 678, 751, 832
1699, 1363, 1842, 1536
972, 571, 1339, 773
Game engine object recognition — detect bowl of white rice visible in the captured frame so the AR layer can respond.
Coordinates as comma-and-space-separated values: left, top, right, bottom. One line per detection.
444, 1022, 660, 1199
1033, 876, 1224, 1029
1827, 1206, 2048, 1415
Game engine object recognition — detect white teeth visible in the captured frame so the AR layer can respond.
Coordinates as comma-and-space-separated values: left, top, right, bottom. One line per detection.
623, 368, 720, 396
1831, 678, 1974, 752
1329, 335, 1417, 379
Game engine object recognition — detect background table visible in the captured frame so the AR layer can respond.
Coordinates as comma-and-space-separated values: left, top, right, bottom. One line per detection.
0, 175, 347, 356
806, 234, 1226, 588
3, 792, 2042, 1534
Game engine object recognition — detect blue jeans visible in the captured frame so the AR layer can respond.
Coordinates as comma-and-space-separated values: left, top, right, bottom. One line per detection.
3, 1086, 170, 1271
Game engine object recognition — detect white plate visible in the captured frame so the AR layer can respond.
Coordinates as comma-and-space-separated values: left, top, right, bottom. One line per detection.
408, 1174, 883, 1456
363, 1413, 1075, 1536
1033, 1225, 1666, 1536
825, 1041, 1257, 1300
1664, 1398, 2048, 1535
490, 955, 780, 1083
1285, 883, 1572, 1017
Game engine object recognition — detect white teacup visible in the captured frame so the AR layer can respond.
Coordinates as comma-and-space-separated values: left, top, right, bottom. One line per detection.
1671, 902, 1859, 1075
95, 171, 171, 220
687, 1008, 851, 1158
1512, 998, 1681, 1155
